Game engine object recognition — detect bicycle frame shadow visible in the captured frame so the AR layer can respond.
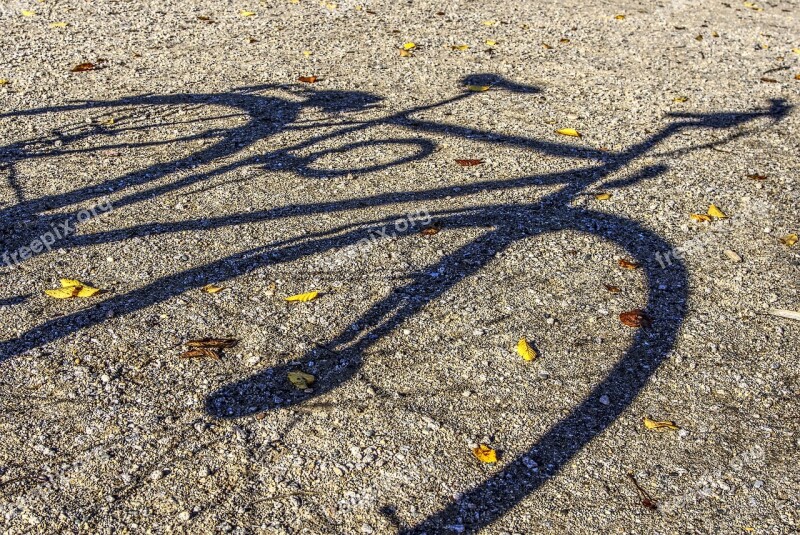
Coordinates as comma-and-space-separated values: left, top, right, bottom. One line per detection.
0, 79, 791, 533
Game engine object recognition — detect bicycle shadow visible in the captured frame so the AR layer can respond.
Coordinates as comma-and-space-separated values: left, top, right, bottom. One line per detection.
0, 78, 790, 533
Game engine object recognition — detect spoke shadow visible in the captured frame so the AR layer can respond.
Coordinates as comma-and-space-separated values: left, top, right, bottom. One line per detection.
0, 77, 790, 533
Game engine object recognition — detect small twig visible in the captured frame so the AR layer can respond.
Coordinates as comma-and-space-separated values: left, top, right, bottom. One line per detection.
627, 473, 658, 510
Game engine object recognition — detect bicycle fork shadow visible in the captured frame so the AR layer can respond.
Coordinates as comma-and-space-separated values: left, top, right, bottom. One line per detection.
205, 205, 688, 534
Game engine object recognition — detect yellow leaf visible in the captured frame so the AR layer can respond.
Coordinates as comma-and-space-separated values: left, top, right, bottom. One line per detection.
779, 233, 798, 246
595, 192, 612, 200
690, 213, 712, 222
467, 84, 490, 92
302, 50, 312, 57
482, 20, 498, 26
0, 80, 8, 86
402, 42, 416, 50
325, 2, 337, 9
202, 283, 225, 293
707, 204, 727, 219
399, 49, 413, 57
451, 44, 469, 51
21, 10, 36, 17
792, 48, 800, 55
240, 10, 257, 17
516, 338, 537, 361
287, 370, 315, 389
556, 128, 581, 137
485, 40, 497, 46
673, 96, 689, 103
45, 279, 101, 298
615, 14, 626, 20
285, 290, 319, 302
472, 444, 497, 463
49, 22, 69, 28
743, 1, 762, 10
796, 73, 800, 80
643, 417, 679, 431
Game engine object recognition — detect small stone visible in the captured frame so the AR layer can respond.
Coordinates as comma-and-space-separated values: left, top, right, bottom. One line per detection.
100, 374, 110, 383
724, 250, 742, 263
178, 511, 191, 521
149, 469, 165, 481
599, 395, 610, 405
361, 524, 374, 534
402, 329, 411, 335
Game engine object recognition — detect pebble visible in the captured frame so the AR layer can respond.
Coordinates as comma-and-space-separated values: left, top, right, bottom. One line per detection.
178, 511, 191, 521
724, 250, 742, 263
149, 469, 165, 481
599, 395, 610, 405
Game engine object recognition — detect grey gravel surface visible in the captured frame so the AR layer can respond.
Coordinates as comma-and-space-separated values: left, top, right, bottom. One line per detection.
0, 0, 799, 533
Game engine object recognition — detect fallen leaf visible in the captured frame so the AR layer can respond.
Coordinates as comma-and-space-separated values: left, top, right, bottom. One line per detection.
288, 370, 315, 389
298, 75, 318, 83
285, 290, 319, 302
455, 159, 483, 166
690, 213, 712, 222
643, 417, 679, 430
21, 10, 36, 17
743, 1, 762, 10
760, 77, 777, 83
559, 38, 570, 43
595, 192, 612, 200
620, 309, 652, 328
181, 348, 221, 359
695, 34, 703, 41
399, 49, 413, 57
485, 40, 498, 46
618, 259, 640, 270
746, 174, 767, 180
794, 73, 799, 80
768, 308, 800, 321
707, 204, 727, 219
71, 62, 97, 72
472, 444, 497, 463
556, 128, 581, 137
402, 42, 416, 50
542, 43, 553, 49
45, 279, 101, 298
49, 22, 69, 28
185, 338, 238, 349
202, 283, 225, 293
614, 14, 626, 20
604, 284, 621, 293
779, 233, 798, 246
240, 10, 257, 17
673, 96, 689, 102
793, 48, 800, 55
482, 20, 498, 26
451, 44, 470, 51
467, 84, 490, 92
420, 223, 441, 236
0, 80, 8, 86
516, 338, 537, 361
302, 50, 312, 57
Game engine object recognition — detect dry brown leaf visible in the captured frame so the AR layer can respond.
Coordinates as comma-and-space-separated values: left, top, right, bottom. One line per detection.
455, 159, 483, 166
746, 174, 767, 180
690, 213, 712, 222
779, 233, 798, 246
620, 309, 652, 328
595, 192, 612, 200
604, 284, 621, 293
467, 84, 490, 92
618, 258, 640, 270
180, 348, 221, 360
298, 75, 318, 83
71, 62, 97, 72
420, 223, 442, 236
760, 77, 777, 83
202, 283, 225, 293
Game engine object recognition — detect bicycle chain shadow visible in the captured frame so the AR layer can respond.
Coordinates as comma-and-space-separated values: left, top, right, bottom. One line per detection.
0, 77, 790, 533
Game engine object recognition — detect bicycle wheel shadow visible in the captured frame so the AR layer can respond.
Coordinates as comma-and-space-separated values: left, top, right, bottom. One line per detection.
0, 76, 791, 533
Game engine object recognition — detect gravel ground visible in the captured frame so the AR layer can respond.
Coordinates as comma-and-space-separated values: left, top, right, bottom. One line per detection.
0, 0, 798, 533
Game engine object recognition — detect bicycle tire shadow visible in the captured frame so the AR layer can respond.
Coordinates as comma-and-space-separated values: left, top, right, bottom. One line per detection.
0, 78, 790, 533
